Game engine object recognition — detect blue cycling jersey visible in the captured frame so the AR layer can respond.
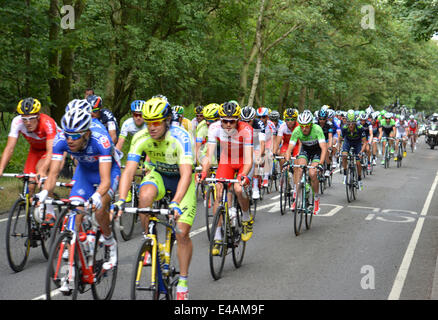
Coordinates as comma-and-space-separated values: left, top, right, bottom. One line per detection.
52, 125, 121, 201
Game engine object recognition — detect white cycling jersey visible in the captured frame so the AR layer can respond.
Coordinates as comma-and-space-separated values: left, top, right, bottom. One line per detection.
119, 117, 146, 139
396, 120, 408, 138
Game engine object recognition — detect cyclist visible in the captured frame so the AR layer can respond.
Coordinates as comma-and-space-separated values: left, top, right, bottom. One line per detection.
195, 103, 220, 166
87, 95, 120, 145
0, 98, 59, 224
285, 110, 327, 215
240, 106, 265, 199
113, 97, 196, 300
315, 108, 333, 177
358, 112, 373, 171
172, 105, 193, 133
274, 108, 300, 169
200, 101, 254, 245
269, 110, 283, 135
394, 115, 409, 161
115, 100, 147, 151
407, 115, 418, 150
191, 105, 204, 137
328, 109, 342, 169
256, 107, 271, 190
36, 106, 121, 285
341, 110, 367, 190
378, 112, 396, 165
369, 112, 381, 166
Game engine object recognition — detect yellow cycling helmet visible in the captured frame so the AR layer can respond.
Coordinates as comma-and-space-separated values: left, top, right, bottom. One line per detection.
203, 103, 220, 120
218, 101, 241, 118
283, 108, 298, 120
142, 97, 171, 121
17, 98, 41, 115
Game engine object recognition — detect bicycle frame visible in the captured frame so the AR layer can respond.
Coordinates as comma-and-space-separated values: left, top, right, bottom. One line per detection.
126, 207, 178, 298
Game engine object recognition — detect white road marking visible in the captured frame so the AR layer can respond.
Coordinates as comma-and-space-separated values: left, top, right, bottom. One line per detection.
388, 170, 438, 300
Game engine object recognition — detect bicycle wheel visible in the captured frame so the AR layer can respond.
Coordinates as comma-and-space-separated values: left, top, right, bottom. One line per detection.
319, 172, 324, 195
164, 233, 179, 300
5, 198, 31, 272
130, 238, 159, 300
49, 209, 69, 250
293, 184, 304, 236
119, 186, 137, 241
397, 144, 403, 168
346, 167, 353, 203
280, 170, 289, 216
204, 185, 215, 241
305, 183, 314, 230
351, 168, 357, 201
209, 206, 227, 280
91, 231, 118, 300
45, 232, 80, 300
231, 204, 246, 268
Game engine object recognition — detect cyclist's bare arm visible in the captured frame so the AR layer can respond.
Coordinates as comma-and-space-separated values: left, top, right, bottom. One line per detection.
285, 141, 296, 162
115, 136, 125, 151
109, 129, 118, 145
0, 136, 18, 176
37, 138, 55, 178
202, 143, 216, 174
96, 161, 112, 197
118, 160, 137, 201
41, 158, 64, 194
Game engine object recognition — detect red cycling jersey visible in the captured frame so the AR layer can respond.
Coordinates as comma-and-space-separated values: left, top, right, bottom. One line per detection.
277, 121, 300, 156
207, 120, 253, 179
9, 114, 59, 173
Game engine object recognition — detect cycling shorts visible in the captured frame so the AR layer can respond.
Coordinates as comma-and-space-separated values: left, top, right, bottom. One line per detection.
342, 139, 362, 160
297, 148, 321, 163
139, 170, 197, 227
70, 163, 120, 202
24, 148, 47, 174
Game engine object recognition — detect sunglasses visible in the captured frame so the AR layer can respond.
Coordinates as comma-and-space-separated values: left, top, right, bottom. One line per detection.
65, 131, 87, 141
285, 118, 296, 122
299, 123, 312, 128
221, 118, 238, 124
132, 112, 143, 118
21, 115, 38, 122
146, 119, 166, 127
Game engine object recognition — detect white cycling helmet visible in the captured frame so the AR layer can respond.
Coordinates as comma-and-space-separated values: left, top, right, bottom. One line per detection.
409, 115, 415, 120
241, 106, 256, 121
65, 99, 92, 114
61, 107, 92, 133
298, 110, 313, 125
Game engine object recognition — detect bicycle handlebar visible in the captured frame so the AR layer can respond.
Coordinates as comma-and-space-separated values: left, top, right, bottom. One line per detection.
123, 207, 181, 233
204, 178, 240, 184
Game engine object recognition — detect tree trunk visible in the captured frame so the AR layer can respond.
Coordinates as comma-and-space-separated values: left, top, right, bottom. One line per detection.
48, 0, 85, 122
298, 86, 306, 112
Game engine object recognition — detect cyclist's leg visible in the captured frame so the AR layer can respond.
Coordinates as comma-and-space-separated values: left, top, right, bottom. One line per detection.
173, 174, 196, 298
138, 169, 165, 231
94, 164, 120, 237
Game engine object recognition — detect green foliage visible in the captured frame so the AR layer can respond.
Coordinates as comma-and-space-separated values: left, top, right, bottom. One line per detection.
0, 0, 438, 123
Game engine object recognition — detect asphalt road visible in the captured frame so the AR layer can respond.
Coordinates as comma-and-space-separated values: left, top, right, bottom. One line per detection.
1, 137, 438, 300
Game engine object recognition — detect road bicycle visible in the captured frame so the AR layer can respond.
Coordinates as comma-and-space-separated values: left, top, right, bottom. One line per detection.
280, 157, 295, 216
202, 167, 217, 241
270, 156, 283, 192
345, 147, 360, 203
395, 138, 405, 168
291, 164, 317, 236
382, 137, 395, 169
359, 151, 369, 178
127, 205, 180, 300
3, 173, 66, 272
206, 177, 248, 280
45, 199, 118, 300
